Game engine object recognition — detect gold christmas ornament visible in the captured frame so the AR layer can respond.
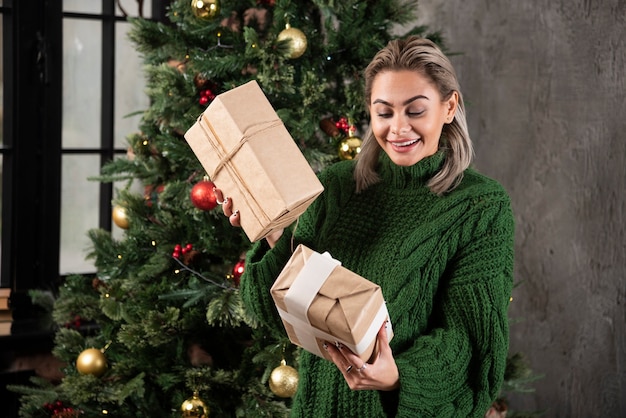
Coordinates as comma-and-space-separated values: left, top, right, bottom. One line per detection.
277, 23, 307, 59
76, 348, 108, 377
269, 359, 299, 398
112, 204, 130, 229
181, 391, 209, 417
338, 134, 363, 160
190, 0, 220, 20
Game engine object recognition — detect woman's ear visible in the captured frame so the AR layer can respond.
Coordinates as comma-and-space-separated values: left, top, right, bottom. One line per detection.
445, 91, 459, 123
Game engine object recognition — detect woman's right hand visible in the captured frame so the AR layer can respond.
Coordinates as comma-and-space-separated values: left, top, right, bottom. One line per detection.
213, 187, 240, 227
213, 187, 284, 248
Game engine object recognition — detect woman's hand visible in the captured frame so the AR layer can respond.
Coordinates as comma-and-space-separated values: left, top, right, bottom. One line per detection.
323, 322, 399, 391
213, 187, 284, 248
213, 188, 240, 227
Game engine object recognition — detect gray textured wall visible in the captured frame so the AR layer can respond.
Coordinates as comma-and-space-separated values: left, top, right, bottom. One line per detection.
407, 1, 626, 416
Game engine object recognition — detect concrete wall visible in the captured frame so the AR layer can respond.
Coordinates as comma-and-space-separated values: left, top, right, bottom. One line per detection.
409, 1, 625, 416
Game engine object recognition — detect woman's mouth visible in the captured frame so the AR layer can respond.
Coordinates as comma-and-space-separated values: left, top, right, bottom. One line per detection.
387, 138, 421, 153
392, 139, 419, 147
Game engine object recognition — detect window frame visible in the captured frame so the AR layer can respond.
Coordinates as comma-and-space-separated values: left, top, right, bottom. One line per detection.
1, 0, 169, 294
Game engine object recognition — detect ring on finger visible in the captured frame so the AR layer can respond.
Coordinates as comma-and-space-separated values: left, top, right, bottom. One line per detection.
357, 363, 367, 373
345, 365, 353, 373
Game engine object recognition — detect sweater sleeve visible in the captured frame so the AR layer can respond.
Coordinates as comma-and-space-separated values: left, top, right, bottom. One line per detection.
393, 193, 515, 417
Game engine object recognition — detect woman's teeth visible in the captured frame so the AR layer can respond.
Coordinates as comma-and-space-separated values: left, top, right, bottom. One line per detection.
394, 139, 419, 147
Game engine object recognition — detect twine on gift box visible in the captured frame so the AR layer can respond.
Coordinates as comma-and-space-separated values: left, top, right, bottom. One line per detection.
197, 114, 284, 179
195, 114, 285, 235
196, 113, 306, 246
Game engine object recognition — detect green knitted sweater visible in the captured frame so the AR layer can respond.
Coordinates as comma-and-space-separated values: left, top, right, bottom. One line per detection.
240, 150, 515, 417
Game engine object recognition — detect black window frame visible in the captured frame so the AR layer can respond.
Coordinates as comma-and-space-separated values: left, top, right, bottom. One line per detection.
1, 0, 169, 301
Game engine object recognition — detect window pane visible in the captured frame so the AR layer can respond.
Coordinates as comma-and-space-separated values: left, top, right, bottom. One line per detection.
63, 19, 102, 148
60, 155, 100, 275
63, 0, 101, 14
116, 0, 152, 18
115, 22, 149, 149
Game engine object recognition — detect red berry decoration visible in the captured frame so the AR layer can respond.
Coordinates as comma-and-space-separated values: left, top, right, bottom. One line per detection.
172, 244, 183, 259
44, 400, 78, 416
199, 88, 215, 106
335, 116, 356, 136
190, 180, 218, 211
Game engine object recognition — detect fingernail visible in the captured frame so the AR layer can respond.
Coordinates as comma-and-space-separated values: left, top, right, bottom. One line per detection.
233, 210, 239, 217
223, 198, 229, 205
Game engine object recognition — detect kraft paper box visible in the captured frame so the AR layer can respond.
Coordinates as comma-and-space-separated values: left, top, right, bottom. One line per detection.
184, 81, 324, 242
271, 244, 393, 363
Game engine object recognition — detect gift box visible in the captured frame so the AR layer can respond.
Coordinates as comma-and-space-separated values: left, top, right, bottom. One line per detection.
184, 81, 324, 242
271, 244, 393, 363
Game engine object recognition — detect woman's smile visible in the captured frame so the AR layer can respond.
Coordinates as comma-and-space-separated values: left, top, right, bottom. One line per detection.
369, 69, 457, 166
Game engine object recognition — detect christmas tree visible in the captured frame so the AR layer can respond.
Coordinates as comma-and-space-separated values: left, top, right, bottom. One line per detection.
11, 0, 437, 416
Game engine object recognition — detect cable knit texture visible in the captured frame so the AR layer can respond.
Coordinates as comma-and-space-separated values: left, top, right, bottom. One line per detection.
240, 150, 515, 417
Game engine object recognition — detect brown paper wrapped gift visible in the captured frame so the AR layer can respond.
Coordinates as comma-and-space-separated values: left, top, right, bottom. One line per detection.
184, 81, 324, 242
271, 244, 393, 362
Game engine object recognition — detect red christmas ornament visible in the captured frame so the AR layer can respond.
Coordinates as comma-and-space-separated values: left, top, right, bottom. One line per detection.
232, 259, 245, 285
190, 180, 218, 210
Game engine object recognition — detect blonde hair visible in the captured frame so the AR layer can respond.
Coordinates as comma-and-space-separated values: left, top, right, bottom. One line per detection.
354, 36, 474, 195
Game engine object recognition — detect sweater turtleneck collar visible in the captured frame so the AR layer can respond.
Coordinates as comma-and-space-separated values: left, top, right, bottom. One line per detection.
378, 150, 446, 189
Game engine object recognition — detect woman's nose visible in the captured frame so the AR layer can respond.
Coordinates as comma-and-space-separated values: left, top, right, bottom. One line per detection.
391, 116, 410, 135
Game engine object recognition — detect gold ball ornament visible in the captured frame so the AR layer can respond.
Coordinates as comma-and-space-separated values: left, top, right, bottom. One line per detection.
277, 24, 307, 59
76, 348, 108, 377
338, 135, 363, 160
190, 0, 220, 20
269, 359, 299, 398
181, 391, 209, 418
112, 205, 130, 229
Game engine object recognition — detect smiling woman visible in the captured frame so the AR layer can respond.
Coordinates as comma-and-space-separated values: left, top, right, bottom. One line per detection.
220, 36, 516, 417
368, 70, 458, 167
355, 37, 473, 195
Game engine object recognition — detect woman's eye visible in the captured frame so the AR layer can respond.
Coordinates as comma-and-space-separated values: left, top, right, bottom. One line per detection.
376, 113, 392, 118
408, 110, 424, 117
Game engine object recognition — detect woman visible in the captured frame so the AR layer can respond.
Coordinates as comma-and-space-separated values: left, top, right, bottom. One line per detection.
217, 36, 514, 417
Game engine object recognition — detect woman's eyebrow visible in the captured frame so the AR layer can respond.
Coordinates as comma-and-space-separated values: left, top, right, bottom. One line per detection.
372, 95, 429, 106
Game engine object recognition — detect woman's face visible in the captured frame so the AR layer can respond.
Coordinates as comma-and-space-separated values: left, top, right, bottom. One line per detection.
369, 70, 458, 166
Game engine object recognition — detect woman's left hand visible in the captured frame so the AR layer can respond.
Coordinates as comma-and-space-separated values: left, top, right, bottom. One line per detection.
324, 322, 399, 391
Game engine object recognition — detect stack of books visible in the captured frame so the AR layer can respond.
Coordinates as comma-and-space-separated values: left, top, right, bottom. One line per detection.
0, 288, 12, 335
